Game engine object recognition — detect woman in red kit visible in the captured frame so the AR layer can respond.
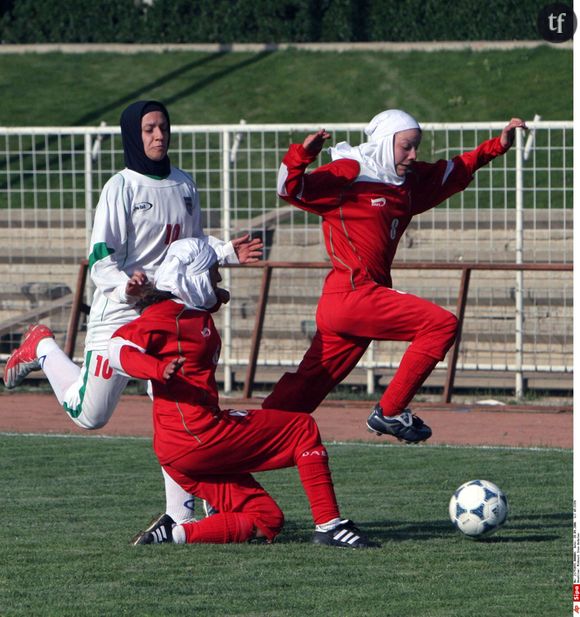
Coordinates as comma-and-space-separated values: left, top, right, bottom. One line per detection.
108, 237, 378, 548
263, 110, 527, 442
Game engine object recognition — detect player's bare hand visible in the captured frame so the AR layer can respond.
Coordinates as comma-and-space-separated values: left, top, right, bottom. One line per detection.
231, 234, 263, 264
125, 271, 152, 298
162, 356, 185, 380
500, 118, 528, 150
302, 129, 331, 156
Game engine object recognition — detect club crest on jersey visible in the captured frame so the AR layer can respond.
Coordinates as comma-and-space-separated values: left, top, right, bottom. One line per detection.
133, 201, 153, 212
184, 196, 193, 216
371, 197, 386, 207
201, 327, 211, 338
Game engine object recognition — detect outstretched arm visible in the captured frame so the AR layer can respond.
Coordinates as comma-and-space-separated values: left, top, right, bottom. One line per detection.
458, 117, 528, 173
277, 129, 360, 211
411, 117, 528, 214
206, 233, 262, 266
499, 117, 528, 150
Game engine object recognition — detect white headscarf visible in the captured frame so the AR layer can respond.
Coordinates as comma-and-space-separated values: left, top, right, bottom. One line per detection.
154, 238, 218, 310
328, 109, 421, 185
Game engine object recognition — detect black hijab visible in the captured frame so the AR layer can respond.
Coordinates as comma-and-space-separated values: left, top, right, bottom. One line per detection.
120, 100, 171, 177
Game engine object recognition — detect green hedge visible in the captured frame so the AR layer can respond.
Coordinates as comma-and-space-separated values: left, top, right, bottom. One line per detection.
0, 0, 547, 43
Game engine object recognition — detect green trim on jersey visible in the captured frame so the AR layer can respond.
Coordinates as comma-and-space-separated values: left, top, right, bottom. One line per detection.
63, 351, 92, 418
88, 243, 115, 270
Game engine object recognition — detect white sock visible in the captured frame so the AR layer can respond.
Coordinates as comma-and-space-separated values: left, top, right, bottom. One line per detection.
37, 340, 81, 405
315, 517, 342, 532
36, 336, 59, 364
172, 524, 186, 544
162, 467, 196, 523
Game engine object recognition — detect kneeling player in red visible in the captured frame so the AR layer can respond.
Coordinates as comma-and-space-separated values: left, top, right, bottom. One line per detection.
108, 237, 378, 549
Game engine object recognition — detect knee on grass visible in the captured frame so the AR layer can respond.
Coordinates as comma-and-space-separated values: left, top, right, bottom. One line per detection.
253, 506, 285, 542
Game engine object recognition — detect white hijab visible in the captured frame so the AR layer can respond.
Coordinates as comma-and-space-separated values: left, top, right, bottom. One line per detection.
154, 238, 218, 310
328, 109, 421, 186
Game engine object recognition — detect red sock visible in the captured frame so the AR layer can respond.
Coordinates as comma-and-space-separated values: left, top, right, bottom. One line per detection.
297, 447, 340, 525
379, 350, 438, 415
182, 513, 255, 544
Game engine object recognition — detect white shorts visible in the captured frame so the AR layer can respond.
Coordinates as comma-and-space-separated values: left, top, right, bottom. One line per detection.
62, 348, 130, 430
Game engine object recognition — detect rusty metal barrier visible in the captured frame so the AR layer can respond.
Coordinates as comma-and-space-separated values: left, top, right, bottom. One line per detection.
64, 260, 572, 404
225, 262, 572, 401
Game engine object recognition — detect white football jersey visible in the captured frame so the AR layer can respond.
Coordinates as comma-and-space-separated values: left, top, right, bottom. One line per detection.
85, 167, 234, 348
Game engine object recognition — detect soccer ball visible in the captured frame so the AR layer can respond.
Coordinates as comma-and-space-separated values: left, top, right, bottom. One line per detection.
449, 479, 508, 539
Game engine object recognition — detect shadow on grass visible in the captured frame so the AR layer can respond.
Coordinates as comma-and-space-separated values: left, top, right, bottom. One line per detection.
135, 507, 569, 547
2, 51, 275, 193
74, 52, 229, 125
77, 50, 274, 125
367, 510, 571, 543
508, 511, 572, 524
267, 525, 562, 547
162, 51, 274, 110
120, 510, 570, 548
468, 534, 561, 543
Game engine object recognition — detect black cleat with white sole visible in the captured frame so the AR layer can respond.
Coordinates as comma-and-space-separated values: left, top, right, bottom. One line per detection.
312, 519, 380, 549
132, 513, 175, 545
367, 405, 432, 444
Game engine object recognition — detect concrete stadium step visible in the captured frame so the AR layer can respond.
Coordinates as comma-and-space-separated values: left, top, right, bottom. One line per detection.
0, 209, 88, 229
0, 207, 571, 228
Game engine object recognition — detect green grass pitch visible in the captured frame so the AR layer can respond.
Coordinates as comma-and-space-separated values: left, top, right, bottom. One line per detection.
0, 46, 571, 126
0, 434, 571, 616
0, 45, 572, 616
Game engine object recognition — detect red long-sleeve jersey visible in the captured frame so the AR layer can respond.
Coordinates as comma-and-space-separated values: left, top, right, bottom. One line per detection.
110, 299, 222, 464
277, 137, 507, 290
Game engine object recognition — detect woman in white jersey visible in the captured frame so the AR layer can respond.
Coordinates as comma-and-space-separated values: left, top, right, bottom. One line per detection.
3, 100, 262, 529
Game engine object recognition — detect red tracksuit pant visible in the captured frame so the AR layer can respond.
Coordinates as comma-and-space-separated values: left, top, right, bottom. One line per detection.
162, 408, 340, 543
263, 283, 458, 414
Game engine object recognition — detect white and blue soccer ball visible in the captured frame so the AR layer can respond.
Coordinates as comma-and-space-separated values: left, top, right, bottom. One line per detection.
449, 479, 508, 539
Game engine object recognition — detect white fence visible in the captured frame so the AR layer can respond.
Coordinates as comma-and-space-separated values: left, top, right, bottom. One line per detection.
0, 121, 573, 396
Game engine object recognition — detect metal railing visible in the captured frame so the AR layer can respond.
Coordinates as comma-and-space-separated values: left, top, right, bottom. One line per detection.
0, 121, 573, 397
54, 259, 572, 402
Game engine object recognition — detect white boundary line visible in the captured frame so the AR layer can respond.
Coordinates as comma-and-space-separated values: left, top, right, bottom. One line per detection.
0, 431, 570, 453
0, 431, 150, 441
0, 41, 572, 54
326, 440, 571, 454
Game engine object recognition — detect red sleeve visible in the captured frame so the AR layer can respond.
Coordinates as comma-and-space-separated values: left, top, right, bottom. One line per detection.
277, 144, 360, 213
111, 319, 169, 383
411, 136, 508, 215
118, 345, 168, 382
